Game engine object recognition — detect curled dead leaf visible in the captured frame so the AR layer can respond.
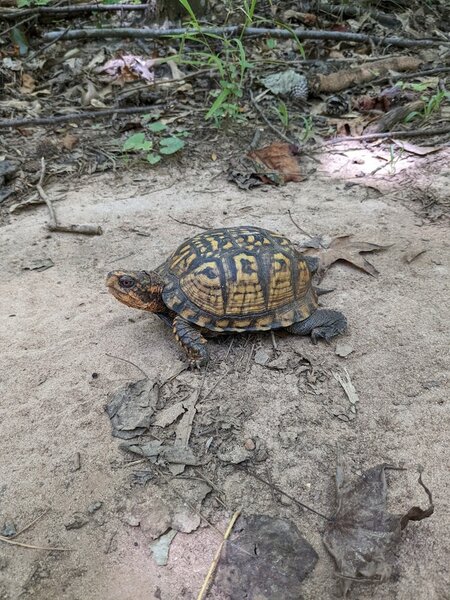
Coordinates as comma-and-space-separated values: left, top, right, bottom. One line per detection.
323, 462, 433, 597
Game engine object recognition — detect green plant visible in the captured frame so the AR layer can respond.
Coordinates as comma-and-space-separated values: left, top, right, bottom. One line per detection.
405, 89, 450, 123
175, 0, 253, 124
299, 115, 315, 142
275, 100, 289, 128
121, 121, 186, 165
387, 144, 403, 175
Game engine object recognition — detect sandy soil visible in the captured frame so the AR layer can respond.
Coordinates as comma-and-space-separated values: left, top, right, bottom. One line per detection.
0, 156, 449, 600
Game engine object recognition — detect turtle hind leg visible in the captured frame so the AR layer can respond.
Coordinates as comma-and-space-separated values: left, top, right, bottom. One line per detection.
173, 315, 209, 368
286, 309, 347, 344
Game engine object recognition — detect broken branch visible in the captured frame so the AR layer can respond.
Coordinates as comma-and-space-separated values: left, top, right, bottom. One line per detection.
0, 105, 158, 129
37, 158, 103, 236
41, 26, 449, 48
327, 125, 450, 143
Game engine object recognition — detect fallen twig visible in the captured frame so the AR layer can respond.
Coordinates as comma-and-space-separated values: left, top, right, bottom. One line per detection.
0, 3, 150, 18
326, 125, 450, 143
196, 510, 241, 600
0, 536, 70, 551
236, 466, 331, 521
287, 209, 316, 241
249, 89, 297, 145
105, 353, 149, 380
41, 26, 450, 48
0, 105, 158, 129
0, 510, 70, 552
168, 215, 209, 230
315, 2, 401, 28
37, 158, 103, 235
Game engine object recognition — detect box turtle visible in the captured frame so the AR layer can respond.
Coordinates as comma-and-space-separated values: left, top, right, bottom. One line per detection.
106, 226, 347, 367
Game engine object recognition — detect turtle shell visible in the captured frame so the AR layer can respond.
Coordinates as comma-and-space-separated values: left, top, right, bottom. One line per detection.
159, 226, 318, 333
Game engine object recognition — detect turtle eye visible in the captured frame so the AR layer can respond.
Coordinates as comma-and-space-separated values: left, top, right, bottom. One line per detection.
119, 275, 135, 289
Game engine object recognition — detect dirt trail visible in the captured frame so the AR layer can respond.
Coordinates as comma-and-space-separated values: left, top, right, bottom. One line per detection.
0, 165, 448, 600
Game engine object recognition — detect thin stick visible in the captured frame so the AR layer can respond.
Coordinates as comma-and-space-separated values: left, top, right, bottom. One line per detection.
0, 105, 158, 129
0, 3, 151, 17
287, 209, 315, 240
41, 26, 449, 48
0, 536, 70, 551
249, 89, 297, 146
10, 510, 48, 540
24, 26, 70, 63
236, 466, 331, 521
36, 158, 103, 235
105, 353, 149, 380
325, 125, 450, 143
196, 510, 241, 600
168, 215, 209, 230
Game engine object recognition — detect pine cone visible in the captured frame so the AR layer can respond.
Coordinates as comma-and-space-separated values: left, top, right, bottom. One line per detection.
325, 95, 349, 117
289, 76, 309, 102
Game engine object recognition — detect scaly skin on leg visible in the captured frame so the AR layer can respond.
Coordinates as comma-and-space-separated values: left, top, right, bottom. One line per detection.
173, 315, 209, 367
286, 309, 347, 343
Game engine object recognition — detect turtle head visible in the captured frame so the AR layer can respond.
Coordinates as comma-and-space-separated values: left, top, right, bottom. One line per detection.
106, 270, 166, 312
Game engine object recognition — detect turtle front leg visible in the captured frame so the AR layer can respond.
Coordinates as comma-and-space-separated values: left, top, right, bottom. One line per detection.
173, 315, 209, 368
286, 309, 347, 343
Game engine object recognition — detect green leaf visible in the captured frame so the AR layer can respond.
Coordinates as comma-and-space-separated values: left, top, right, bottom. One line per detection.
266, 38, 277, 49
205, 87, 231, 120
147, 121, 167, 133
123, 132, 145, 151
146, 153, 162, 164
122, 132, 152, 152
159, 137, 185, 155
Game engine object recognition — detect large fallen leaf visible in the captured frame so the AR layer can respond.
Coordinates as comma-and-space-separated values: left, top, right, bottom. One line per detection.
215, 514, 318, 599
97, 54, 156, 84
229, 142, 303, 188
304, 235, 390, 277
323, 463, 434, 597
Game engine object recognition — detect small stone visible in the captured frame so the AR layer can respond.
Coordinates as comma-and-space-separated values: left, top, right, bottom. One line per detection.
65, 513, 89, 530
124, 514, 140, 527
87, 501, 103, 514
1, 521, 17, 537
72, 452, 81, 472
254, 348, 270, 366
422, 380, 440, 389
335, 341, 354, 358
244, 438, 255, 451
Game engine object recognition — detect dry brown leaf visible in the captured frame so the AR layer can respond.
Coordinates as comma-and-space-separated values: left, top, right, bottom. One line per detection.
323, 463, 433, 597
20, 73, 35, 94
61, 133, 79, 151
248, 142, 303, 184
306, 235, 390, 276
